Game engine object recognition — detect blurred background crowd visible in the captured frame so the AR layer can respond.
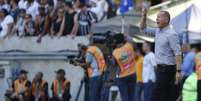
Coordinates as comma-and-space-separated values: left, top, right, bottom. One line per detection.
0, 0, 168, 42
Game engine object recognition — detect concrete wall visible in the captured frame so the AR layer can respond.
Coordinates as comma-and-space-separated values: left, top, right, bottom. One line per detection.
0, 36, 89, 101
0, 61, 11, 101
0, 36, 89, 51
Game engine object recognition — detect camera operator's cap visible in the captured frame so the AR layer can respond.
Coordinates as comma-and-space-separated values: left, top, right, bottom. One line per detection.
20, 69, 28, 74
55, 69, 66, 75
113, 33, 125, 44
77, 43, 87, 50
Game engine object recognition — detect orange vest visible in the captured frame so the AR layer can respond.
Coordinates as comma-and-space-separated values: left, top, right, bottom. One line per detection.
14, 79, 28, 94
113, 42, 135, 78
135, 56, 144, 83
86, 46, 106, 77
195, 52, 201, 80
53, 79, 69, 96
32, 80, 47, 96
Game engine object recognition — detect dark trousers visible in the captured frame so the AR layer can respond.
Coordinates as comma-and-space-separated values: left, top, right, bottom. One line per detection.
116, 74, 136, 101
135, 82, 143, 101
151, 65, 176, 101
89, 76, 102, 101
100, 86, 110, 101
198, 80, 201, 101
84, 77, 89, 101
144, 81, 154, 101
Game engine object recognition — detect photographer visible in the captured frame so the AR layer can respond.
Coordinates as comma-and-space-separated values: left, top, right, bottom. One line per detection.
5, 70, 31, 101
74, 39, 106, 101
50, 69, 71, 101
112, 33, 137, 101
31, 72, 48, 101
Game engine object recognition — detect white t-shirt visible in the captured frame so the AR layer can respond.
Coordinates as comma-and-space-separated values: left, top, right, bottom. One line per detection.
143, 52, 157, 83
0, 4, 10, 12
18, 1, 39, 20
26, 1, 40, 20
90, 0, 108, 21
0, 15, 14, 37
18, 0, 27, 9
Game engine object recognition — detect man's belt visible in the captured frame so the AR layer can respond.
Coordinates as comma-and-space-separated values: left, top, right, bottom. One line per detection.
157, 64, 176, 67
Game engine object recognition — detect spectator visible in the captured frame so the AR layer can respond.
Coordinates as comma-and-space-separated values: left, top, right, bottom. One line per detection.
182, 51, 201, 101
78, 39, 106, 101
31, 72, 49, 101
63, 1, 77, 37
195, 52, 201, 101
12, 9, 26, 37
0, 0, 10, 12
26, 0, 40, 20
10, 0, 20, 22
18, 0, 27, 9
76, 0, 97, 36
4, 70, 32, 101
39, 0, 54, 16
35, 6, 50, 43
51, 69, 71, 101
73, 0, 81, 11
135, 48, 144, 101
24, 14, 35, 36
90, 0, 108, 22
181, 44, 199, 81
0, 8, 14, 38
142, 41, 156, 101
50, 8, 65, 37
51, 0, 64, 19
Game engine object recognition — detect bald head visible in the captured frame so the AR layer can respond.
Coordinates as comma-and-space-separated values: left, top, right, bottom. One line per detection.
160, 11, 171, 23
156, 11, 171, 28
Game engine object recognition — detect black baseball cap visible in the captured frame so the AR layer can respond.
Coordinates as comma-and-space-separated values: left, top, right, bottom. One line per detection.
113, 33, 125, 45
78, 43, 87, 50
20, 70, 28, 74
55, 69, 65, 75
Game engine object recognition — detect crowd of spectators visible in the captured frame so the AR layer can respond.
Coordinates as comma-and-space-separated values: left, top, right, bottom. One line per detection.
0, 0, 168, 43
0, 0, 109, 42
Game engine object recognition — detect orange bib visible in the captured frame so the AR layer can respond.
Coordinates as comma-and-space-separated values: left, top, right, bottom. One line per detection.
14, 79, 28, 94
113, 43, 136, 78
86, 46, 106, 77
53, 80, 69, 96
32, 80, 47, 96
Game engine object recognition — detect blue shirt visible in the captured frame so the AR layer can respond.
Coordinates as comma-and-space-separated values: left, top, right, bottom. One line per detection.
181, 52, 195, 77
85, 52, 101, 77
143, 25, 182, 65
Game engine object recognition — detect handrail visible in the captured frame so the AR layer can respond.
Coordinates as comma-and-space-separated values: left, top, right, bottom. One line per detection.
0, 50, 79, 60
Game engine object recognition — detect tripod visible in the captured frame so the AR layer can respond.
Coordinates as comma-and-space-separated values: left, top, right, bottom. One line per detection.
75, 74, 89, 101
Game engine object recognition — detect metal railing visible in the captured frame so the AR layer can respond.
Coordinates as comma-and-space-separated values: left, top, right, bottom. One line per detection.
0, 50, 79, 60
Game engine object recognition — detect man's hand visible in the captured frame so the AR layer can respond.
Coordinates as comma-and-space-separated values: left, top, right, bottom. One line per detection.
175, 55, 182, 84
175, 71, 182, 85
142, 7, 147, 17
140, 7, 148, 30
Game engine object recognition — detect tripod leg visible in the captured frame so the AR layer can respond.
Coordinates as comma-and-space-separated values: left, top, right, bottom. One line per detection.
75, 79, 84, 101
